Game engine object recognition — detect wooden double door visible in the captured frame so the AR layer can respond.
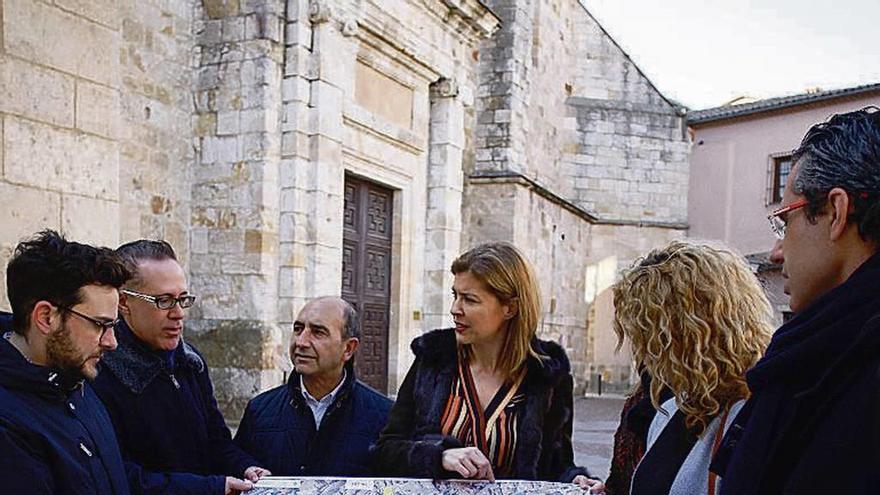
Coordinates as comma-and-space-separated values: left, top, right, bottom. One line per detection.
341, 175, 393, 392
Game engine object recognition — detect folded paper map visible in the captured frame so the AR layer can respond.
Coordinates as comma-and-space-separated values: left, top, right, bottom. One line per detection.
247, 477, 588, 494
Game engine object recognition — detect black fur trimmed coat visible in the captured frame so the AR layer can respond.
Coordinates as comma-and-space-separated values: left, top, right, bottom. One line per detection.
372, 328, 592, 482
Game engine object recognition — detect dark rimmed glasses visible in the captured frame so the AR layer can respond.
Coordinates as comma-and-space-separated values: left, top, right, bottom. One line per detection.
121, 289, 197, 310
56, 304, 118, 339
767, 199, 809, 239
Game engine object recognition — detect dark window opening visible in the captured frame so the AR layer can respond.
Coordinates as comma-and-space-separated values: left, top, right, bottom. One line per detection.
771, 155, 793, 204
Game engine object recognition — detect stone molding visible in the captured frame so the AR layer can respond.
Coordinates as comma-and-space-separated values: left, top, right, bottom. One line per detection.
440, 0, 502, 38
566, 96, 682, 116
469, 170, 689, 230
430, 78, 459, 99
342, 108, 424, 154
308, 0, 333, 24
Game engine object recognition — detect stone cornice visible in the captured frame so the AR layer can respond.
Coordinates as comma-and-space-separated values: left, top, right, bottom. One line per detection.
567, 97, 681, 117
468, 170, 689, 230
354, 10, 442, 82
316, 0, 500, 84
440, 0, 502, 38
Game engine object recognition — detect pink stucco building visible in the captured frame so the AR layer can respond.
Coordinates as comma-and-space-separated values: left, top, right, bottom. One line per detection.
687, 83, 880, 321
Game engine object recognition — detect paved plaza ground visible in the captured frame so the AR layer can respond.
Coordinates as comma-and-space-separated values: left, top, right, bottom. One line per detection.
573, 396, 626, 480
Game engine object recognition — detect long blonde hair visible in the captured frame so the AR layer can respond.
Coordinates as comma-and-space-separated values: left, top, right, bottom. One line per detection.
613, 241, 773, 433
451, 242, 544, 380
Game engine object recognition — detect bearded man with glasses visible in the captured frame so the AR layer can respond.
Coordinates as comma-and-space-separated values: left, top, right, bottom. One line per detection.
92, 240, 270, 495
715, 107, 880, 495
0, 230, 132, 494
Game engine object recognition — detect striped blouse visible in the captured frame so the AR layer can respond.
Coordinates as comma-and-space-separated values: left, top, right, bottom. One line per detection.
440, 350, 526, 477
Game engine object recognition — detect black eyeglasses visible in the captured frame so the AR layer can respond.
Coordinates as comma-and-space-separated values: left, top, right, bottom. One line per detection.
56, 305, 118, 339
121, 289, 197, 310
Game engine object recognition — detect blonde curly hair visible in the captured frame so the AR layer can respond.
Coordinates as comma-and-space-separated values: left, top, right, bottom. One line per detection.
613, 241, 773, 433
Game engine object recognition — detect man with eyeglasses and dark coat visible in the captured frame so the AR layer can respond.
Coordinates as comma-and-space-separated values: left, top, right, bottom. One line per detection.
92, 240, 270, 495
0, 230, 131, 494
715, 107, 880, 494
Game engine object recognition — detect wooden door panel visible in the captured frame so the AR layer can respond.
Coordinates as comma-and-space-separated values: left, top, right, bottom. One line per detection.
342, 175, 392, 393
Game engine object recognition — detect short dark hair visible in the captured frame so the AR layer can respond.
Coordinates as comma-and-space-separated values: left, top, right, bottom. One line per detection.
6, 230, 130, 334
793, 106, 880, 244
341, 300, 360, 340
116, 240, 177, 287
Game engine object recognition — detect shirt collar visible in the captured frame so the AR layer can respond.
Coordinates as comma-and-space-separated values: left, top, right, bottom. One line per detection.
300, 368, 347, 405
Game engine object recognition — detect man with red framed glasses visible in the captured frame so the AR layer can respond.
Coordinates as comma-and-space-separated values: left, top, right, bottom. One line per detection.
716, 107, 880, 494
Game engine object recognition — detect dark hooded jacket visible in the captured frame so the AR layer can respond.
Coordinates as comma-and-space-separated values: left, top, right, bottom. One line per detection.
372, 328, 592, 482
92, 320, 259, 495
718, 251, 880, 494
0, 312, 130, 495
233, 365, 392, 476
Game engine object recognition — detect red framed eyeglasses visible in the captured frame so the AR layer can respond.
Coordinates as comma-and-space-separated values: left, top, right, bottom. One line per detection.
767, 199, 809, 239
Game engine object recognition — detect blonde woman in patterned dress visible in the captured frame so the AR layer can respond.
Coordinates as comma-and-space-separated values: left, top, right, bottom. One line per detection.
373, 242, 605, 493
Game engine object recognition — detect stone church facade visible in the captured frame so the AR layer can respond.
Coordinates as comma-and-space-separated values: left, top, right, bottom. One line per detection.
0, 0, 688, 418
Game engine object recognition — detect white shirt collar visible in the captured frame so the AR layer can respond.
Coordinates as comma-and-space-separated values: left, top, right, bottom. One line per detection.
300, 369, 347, 429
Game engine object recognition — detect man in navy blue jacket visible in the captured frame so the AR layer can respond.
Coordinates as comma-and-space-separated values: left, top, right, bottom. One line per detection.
0, 230, 131, 494
92, 240, 269, 495
234, 297, 392, 476
718, 108, 880, 494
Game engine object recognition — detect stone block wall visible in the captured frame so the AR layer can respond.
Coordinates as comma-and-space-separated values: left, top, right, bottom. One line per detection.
463, 179, 594, 382
184, 0, 499, 414
567, 8, 689, 225
186, 0, 287, 418
1, 0, 689, 404
465, 0, 690, 393
0, 0, 193, 308
568, 99, 690, 224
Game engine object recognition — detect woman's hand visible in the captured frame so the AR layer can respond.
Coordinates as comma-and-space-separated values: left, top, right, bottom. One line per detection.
572, 475, 606, 494
243, 465, 271, 481
441, 447, 495, 481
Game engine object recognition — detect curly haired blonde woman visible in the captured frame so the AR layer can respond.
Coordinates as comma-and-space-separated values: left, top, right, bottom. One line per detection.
611, 241, 773, 495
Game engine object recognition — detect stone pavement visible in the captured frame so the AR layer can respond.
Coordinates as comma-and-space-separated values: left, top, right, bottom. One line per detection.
572, 396, 626, 480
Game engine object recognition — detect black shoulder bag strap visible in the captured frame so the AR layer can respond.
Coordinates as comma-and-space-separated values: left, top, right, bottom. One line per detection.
630, 409, 699, 495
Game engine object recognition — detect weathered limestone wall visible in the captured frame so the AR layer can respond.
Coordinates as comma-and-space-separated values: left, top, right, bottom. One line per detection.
185, 0, 287, 419
0, 0, 193, 308
463, 180, 594, 381
462, 180, 684, 391
568, 11, 690, 224
118, 0, 194, 254
1, 0, 687, 404
183, 0, 498, 415
465, 0, 690, 393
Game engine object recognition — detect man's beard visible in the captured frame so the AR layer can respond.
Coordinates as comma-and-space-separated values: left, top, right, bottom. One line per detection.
46, 321, 100, 381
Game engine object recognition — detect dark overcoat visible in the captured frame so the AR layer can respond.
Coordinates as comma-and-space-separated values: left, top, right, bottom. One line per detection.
718, 252, 880, 494
0, 313, 130, 495
92, 320, 259, 495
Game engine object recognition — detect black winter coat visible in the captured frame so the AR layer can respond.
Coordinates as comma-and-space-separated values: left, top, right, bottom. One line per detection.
92, 321, 259, 495
718, 251, 880, 494
372, 328, 592, 482
0, 317, 130, 495
234, 366, 392, 476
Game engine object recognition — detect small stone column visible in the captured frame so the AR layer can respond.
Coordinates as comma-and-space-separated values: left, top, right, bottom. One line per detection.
423, 78, 468, 331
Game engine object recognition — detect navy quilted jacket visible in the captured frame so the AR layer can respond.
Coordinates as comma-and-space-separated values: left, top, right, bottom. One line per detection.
234, 366, 392, 476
